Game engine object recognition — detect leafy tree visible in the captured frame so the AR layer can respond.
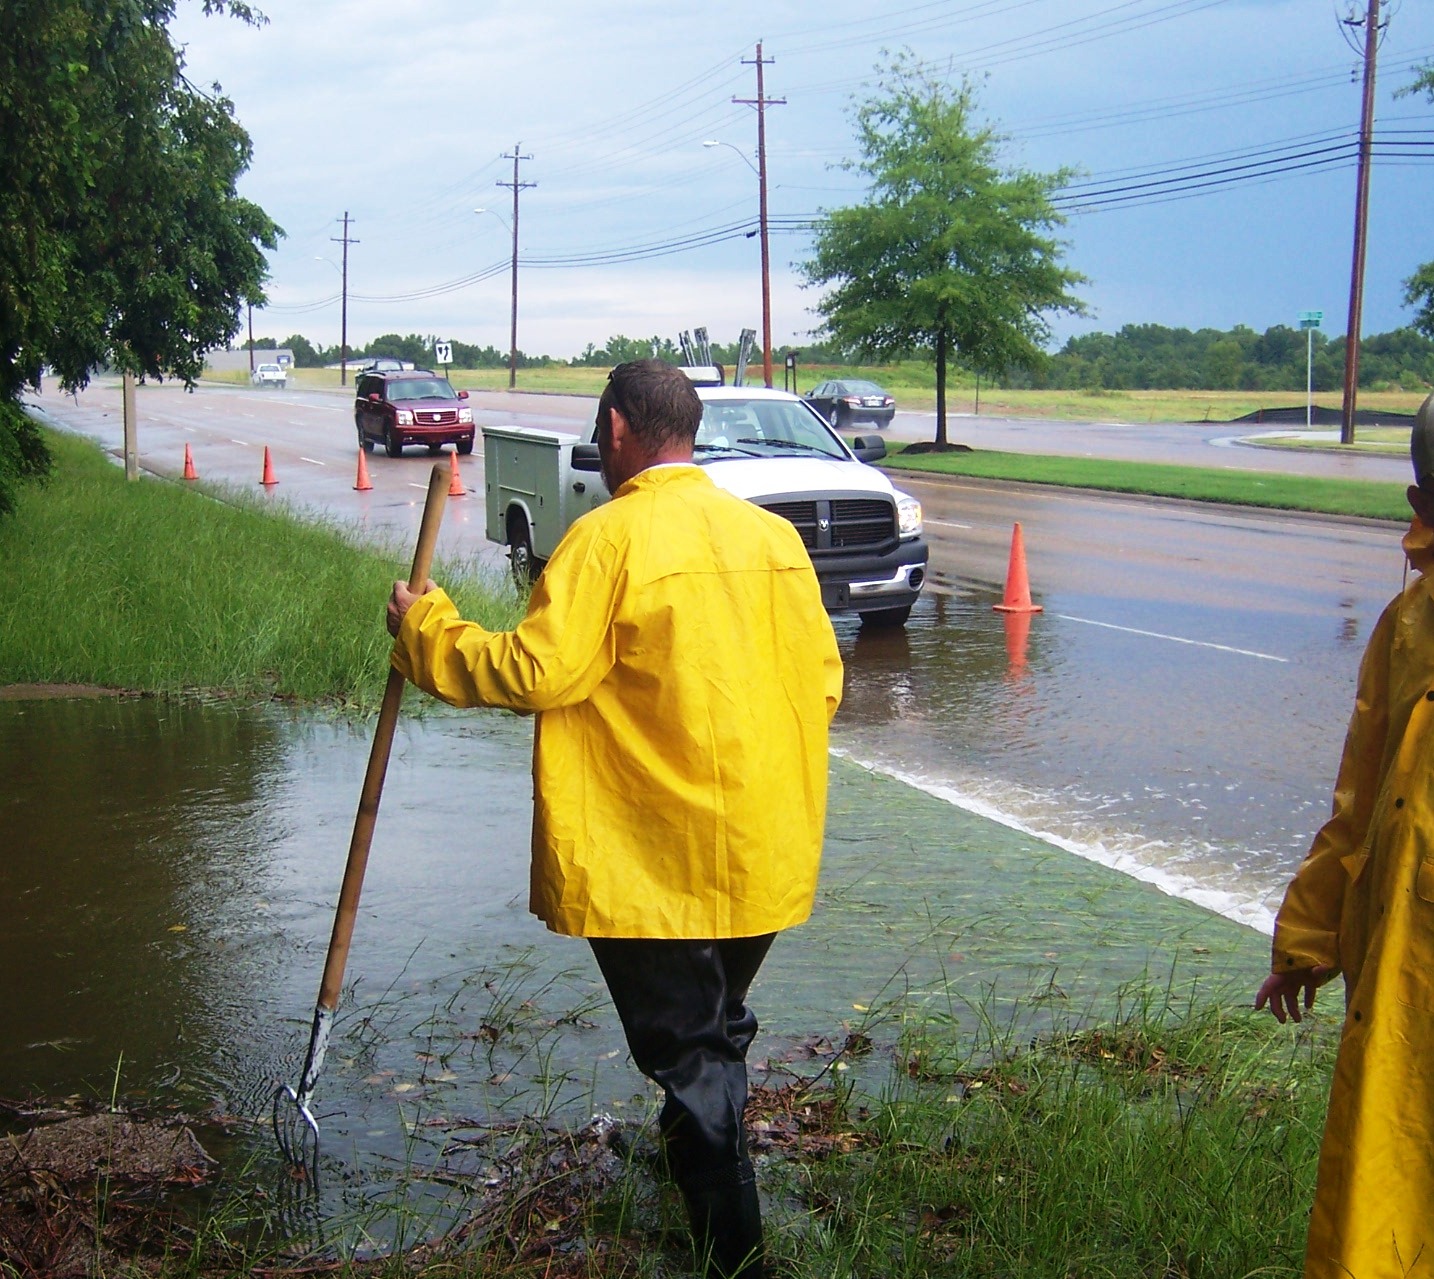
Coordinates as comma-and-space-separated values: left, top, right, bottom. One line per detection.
802, 56, 1084, 445
282, 334, 322, 368
1404, 264, 1434, 341
0, 0, 279, 513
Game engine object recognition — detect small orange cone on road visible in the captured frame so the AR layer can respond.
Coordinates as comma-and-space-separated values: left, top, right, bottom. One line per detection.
182, 442, 197, 481
354, 448, 373, 491
260, 445, 278, 487
993, 521, 1043, 614
447, 451, 466, 497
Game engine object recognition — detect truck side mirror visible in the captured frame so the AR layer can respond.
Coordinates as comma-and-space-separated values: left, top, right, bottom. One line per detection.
367, 393, 381, 403
571, 443, 603, 473
850, 435, 887, 463
457, 389, 469, 399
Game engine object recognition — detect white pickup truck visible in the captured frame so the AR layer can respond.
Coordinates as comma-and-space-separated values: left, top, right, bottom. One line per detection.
250, 362, 287, 389
482, 377, 928, 627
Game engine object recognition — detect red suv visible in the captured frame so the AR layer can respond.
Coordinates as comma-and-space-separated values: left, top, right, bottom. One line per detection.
355, 369, 474, 457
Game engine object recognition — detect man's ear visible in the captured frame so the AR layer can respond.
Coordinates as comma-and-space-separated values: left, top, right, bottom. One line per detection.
608, 406, 631, 450
1409, 484, 1433, 524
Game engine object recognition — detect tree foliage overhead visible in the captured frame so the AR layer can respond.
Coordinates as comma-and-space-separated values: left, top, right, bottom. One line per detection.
0, 0, 280, 406
803, 55, 1085, 444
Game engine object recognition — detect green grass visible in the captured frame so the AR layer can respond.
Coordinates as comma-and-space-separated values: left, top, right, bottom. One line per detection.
881, 444, 1412, 521
28, 988, 1329, 1277
0, 429, 522, 706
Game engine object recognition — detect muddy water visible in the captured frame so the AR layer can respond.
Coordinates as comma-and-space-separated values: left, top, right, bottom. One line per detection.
2, 692, 1265, 1226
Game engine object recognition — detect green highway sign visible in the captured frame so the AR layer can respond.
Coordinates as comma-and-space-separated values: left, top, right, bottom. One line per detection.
1298, 310, 1323, 330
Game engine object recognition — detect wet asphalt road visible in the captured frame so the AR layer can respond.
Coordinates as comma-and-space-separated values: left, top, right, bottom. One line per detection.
28, 379, 1413, 925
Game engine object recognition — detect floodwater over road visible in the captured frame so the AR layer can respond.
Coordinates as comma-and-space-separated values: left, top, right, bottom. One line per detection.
3, 681, 1266, 1233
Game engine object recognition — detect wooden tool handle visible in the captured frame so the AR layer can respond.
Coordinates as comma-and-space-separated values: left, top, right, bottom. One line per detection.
318, 464, 450, 1011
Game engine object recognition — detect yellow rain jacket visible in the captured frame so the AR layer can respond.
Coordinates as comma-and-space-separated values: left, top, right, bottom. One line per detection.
391, 464, 844, 939
1273, 519, 1434, 1278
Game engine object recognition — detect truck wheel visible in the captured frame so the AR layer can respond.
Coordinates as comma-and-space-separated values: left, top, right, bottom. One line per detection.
384, 427, 403, 458
508, 511, 541, 589
357, 425, 374, 453
859, 604, 912, 629
457, 437, 474, 456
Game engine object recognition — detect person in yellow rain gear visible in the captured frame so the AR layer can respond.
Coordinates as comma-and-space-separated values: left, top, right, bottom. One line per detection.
386, 359, 843, 1279
1257, 392, 1434, 1277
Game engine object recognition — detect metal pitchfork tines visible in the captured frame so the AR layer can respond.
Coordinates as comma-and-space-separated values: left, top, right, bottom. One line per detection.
273, 464, 450, 1170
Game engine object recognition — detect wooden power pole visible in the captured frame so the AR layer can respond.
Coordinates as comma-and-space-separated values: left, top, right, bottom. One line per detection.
497, 145, 535, 390
735, 43, 784, 389
1340, 0, 1383, 445
332, 212, 358, 387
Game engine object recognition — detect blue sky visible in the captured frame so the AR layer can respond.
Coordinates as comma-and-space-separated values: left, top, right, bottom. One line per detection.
172, 0, 1434, 359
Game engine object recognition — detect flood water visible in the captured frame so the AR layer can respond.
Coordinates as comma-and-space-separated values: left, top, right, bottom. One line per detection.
2, 674, 1269, 1238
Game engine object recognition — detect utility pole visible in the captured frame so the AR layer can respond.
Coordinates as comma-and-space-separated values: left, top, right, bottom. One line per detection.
1339, 0, 1383, 445
735, 42, 784, 389
332, 212, 359, 386
247, 302, 255, 374
497, 145, 535, 390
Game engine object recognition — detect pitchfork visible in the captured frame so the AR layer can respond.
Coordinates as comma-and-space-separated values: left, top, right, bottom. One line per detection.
273, 464, 450, 1171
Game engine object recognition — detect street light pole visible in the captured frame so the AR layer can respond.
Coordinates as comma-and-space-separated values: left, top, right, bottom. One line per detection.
496, 145, 535, 391
735, 43, 784, 389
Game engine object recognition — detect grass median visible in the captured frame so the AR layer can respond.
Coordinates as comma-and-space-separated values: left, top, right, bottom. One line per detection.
0, 429, 521, 706
880, 443, 1412, 521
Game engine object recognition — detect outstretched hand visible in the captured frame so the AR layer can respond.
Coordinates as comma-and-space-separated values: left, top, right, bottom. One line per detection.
387, 578, 438, 637
1255, 965, 1334, 1024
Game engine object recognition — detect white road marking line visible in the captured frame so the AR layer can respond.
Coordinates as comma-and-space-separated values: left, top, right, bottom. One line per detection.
925, 518, 972, 529
1056, 613, 1288, 663
409, 483, 428, 490
300, 457, 325, 466
230, 439, 248, 445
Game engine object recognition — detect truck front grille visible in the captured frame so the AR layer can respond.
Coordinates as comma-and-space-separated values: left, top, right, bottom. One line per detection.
758, 497, 896, 553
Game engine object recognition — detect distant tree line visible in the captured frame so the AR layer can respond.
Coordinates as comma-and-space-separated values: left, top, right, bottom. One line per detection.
241, 333, 557, 370
1010, 324, 1434, 393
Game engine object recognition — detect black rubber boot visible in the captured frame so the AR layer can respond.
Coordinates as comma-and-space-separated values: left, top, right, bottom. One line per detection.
679, 1159, 764, 1279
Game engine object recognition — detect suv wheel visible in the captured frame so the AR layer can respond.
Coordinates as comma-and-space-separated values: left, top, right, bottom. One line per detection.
357, 425, 374, 453
384, 427, 403, 458
457, 437, 474, 456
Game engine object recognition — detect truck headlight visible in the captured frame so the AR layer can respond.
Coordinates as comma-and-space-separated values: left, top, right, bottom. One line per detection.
458, 407, 473, 424
396, 410, 414, 426
896, 493, 922, 537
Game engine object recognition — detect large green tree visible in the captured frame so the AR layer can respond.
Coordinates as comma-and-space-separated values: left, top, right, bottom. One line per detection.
803, 57, 1084, 446
1398, 65, 1434, 340
0, 0, 279, 511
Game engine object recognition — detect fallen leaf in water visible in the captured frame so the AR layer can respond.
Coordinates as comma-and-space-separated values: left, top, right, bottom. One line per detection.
391, 1082, 418, 1094
167, 925, 187, 934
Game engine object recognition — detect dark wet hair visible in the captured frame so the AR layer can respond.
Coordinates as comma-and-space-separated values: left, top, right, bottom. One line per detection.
597, 359, 701, 452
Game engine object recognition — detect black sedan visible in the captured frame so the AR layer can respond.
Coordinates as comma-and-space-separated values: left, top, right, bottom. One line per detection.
804, 379, 896, 428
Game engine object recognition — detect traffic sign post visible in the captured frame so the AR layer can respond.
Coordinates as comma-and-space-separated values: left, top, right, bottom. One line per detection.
1299, 311, 1323, 430
435, 341, 453, 370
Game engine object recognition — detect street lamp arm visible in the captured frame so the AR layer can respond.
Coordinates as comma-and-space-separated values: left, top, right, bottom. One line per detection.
473, 207, 512, 233
702, 139, 760, 177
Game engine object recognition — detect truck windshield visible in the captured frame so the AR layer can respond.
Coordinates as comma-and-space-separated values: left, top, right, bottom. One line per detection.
697, 399, 847, 460
387, 378, 456, 401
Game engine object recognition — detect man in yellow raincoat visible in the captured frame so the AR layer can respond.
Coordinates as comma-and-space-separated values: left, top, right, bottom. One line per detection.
1258, 393, 1434, 1278
387, 359, 843, 1278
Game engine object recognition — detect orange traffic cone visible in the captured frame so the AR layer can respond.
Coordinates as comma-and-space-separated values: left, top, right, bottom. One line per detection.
182, 442, 197, 481
447, 451, 466, 497
260, 445, 278, 486
993, 522, 1043, 613
354, 448, 373, 491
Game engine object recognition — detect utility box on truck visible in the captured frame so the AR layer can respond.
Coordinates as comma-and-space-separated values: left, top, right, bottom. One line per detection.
483, 425, 607, 585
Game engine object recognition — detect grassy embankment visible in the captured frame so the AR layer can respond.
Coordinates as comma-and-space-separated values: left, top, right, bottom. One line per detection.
209, 363, 1428, 425
25, 991, 1330, 1277
880, 444, 1413, 521
0, 429, 520, 705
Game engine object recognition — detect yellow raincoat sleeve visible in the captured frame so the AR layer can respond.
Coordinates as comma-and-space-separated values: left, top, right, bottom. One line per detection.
390, 516, 622, 713
1271, 598, 1394, 975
